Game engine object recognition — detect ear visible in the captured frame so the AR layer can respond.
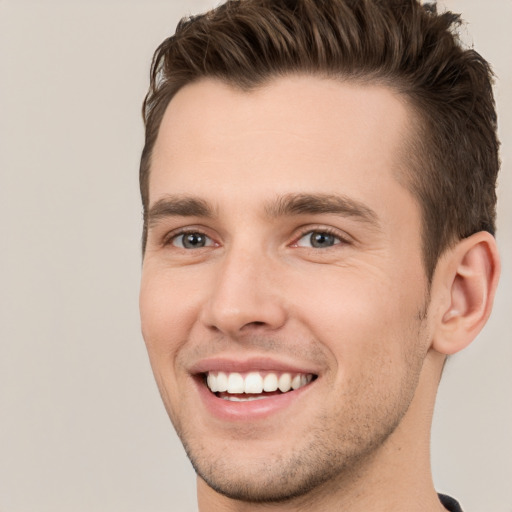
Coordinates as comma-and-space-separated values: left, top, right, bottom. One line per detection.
430, 231, 500, 355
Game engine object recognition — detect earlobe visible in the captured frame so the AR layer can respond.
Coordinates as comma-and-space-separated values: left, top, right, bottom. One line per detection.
431, 232, 500, 355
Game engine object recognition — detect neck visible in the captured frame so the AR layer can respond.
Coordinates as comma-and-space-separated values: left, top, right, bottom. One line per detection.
197, 350, 447, 512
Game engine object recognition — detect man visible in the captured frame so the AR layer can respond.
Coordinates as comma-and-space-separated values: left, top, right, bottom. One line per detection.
138, 1, 501, 510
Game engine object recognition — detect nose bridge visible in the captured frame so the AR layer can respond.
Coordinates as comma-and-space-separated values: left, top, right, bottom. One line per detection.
201, 239, 286, 335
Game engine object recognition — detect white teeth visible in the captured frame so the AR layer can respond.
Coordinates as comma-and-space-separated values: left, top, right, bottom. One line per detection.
263, 373, 278, 392
205, 371, 315, 395
244, 372, 263, 394
222, 395, 268, 402
227, 372, 244, 393
278, 373, 292, 392
207, 373, 218, 392
291, 374, 302, 390
217, 372, 228, 392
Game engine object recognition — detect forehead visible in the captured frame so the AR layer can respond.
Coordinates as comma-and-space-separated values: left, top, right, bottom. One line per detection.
150, 75, 415, 214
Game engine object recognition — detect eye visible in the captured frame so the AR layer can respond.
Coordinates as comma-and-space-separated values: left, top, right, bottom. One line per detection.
295, 230, 342, 249
172, 232, 214, 249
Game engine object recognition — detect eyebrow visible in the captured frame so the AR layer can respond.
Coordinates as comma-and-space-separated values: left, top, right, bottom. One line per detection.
147, 195, 215, 227
264, 193, 380, 227
146, 192, 379, 228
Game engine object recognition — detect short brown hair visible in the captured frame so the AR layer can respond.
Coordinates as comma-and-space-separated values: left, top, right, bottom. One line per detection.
140, 0, 499, 280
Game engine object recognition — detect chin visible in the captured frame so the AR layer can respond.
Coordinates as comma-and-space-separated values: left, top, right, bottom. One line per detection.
180, 424, 395, 504
191, 450, 336, 503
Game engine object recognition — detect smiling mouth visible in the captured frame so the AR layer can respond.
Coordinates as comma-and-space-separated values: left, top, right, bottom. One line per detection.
204, 371, 316, 402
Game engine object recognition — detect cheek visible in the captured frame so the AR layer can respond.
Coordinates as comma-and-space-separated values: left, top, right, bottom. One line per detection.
308, 278, 426, 427
139, 269, 198, 362
139, 271, 199, 423
291, 264, 426, 376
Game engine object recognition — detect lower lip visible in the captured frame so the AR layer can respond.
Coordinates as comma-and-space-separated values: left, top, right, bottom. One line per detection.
194, 376, 315, 422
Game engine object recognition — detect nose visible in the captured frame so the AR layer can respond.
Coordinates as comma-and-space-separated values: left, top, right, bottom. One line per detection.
200, 245, 287, 337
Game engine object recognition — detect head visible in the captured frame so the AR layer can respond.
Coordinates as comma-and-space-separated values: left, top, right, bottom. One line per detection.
139, 0, 500, 507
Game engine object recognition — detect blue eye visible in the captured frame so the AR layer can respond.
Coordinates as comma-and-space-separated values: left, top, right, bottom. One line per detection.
296, 231, 341, 248
173, 232, 213, 249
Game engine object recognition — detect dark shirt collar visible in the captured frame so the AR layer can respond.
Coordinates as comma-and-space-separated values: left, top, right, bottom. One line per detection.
438, 493, 463, 512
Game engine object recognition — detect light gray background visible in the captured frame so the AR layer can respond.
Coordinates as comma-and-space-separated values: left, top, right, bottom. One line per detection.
1, 1, 510, 511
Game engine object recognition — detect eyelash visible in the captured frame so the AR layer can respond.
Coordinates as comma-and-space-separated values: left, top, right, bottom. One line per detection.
163, 225, 350, 251
292, 226, 349, 248
163, 228, 216, 248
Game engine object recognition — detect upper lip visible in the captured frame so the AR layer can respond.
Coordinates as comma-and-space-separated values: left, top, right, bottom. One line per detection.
189, 356, 320, 376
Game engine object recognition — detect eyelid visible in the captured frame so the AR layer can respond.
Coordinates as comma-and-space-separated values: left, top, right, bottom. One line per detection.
158, 224, 352, 249
162, 226, 218, 248
290, 225, 352, 247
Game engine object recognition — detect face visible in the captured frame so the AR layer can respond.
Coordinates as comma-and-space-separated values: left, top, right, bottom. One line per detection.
140, 76, 431, 503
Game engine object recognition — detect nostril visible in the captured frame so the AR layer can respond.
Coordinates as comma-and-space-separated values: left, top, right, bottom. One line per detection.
239, 320, 272, 332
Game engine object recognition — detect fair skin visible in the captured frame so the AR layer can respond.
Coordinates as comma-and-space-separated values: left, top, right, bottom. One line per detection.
140, 76, 499, 511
